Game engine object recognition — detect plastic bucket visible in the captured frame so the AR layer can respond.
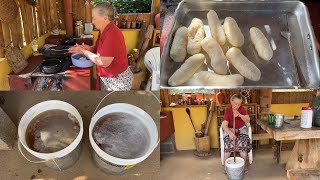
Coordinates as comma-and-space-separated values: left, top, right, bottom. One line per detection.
89, 103, 159, 174
225, 157, 245, 180
18, 100, 83, 170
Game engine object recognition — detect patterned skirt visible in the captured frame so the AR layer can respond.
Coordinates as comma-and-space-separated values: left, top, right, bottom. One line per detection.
223, 126, 252, 153
100, 67, 133, 91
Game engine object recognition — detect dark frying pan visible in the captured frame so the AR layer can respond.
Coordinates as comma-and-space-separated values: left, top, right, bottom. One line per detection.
41, 59, 63, 74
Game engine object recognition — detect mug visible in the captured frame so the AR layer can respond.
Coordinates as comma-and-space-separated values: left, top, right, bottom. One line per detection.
84, 23, 93, 34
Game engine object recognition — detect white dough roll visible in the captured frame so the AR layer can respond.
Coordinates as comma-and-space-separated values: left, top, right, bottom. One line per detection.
207, 10, 226, 45
250, 27, 273, 61
168, 53, 205, 86
226, 47, 261, 81
201, 36, 228, 75
170, 26, 188, 62
187, 18, 205, 55
223, 17, 244, 47
194, 71, 244, 86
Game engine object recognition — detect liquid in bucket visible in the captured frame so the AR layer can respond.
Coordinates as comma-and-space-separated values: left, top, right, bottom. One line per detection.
93, 112, 150, 159
26, 110, 80, 153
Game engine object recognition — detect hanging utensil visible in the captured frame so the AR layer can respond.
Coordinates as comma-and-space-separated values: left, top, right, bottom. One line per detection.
186, 108, 197, 133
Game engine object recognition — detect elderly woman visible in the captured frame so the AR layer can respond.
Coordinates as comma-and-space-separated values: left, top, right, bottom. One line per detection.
223, 94, 252, 173
68, 2, 133, 90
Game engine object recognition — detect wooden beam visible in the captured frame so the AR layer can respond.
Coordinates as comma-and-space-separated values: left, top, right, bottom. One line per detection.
0, 20, 6, 47
252, 133, 272, 141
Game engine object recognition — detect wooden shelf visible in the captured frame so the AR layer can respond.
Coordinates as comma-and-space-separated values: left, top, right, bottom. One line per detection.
217, 113, 257, 118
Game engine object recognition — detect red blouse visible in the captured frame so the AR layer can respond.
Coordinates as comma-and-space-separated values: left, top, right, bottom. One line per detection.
96, 22, 128, 78
223, 106, 247, 130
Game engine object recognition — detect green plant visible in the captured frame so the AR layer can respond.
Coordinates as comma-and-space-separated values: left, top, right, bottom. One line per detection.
92, 0, 152, 14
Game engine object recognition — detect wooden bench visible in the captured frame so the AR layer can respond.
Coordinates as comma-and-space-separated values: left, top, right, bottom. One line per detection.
288, 168, 320, 180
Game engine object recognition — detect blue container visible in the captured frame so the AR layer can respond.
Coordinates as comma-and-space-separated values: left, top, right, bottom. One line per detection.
71, 54, 94, 68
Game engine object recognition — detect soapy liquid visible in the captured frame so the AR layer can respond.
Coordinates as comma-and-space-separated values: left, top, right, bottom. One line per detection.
93, 112, 150, 159
26, 110, 80, 153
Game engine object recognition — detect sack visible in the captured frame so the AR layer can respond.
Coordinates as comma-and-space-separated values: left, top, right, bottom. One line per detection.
4, 45, 28, 73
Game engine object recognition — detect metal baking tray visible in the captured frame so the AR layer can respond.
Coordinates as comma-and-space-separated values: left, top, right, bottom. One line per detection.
160, 0, 320, 89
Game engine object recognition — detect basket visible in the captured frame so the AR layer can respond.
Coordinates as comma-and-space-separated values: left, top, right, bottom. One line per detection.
0, 0, 18, 23
4, 46, 28, 73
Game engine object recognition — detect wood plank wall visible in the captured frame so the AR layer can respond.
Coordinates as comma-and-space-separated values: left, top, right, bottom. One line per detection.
0, 0, 158, 50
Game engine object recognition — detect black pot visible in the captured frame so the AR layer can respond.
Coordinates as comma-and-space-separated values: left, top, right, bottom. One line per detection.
41, 59, 63, 74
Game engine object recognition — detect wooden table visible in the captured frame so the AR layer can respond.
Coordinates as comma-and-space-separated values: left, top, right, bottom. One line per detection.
256, 119, 320, 170
8, 55, 92, 90
287, 168, 320, 180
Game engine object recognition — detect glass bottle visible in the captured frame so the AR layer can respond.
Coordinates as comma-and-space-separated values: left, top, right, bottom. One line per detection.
31, 37, 38, 55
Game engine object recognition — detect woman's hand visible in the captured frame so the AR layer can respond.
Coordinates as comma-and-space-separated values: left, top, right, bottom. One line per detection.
68, 44, 86, 54
233, 110, 241, 118
228, 132, 237, 141
80, 43, 92, 52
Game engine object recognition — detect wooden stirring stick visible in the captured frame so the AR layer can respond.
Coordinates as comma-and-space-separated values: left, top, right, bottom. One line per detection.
233, 115, 236, 163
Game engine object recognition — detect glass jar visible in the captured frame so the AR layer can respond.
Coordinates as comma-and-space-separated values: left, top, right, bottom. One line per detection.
31, 37, 38, 55
75, 20, 84, 38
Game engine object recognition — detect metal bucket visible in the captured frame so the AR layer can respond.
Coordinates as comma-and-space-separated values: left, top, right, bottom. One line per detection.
274, 114, 284, 128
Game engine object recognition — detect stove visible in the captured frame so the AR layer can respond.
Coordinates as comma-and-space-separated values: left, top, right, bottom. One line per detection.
31, 46, 72, 91
41, 45, 72, 59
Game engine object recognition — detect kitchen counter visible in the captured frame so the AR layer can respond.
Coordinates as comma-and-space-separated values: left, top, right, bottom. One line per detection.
8, 55, 92, 90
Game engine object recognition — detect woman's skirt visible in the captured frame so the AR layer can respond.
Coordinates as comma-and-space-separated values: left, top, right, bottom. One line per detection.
223, 126, 252, 153
100, 67, 133, 91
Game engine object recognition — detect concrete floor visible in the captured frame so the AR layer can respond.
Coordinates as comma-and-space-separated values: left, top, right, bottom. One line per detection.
161, 148, 290, 180
0, 91, 160, 180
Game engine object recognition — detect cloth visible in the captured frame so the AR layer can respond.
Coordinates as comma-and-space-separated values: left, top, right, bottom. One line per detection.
223, 126, 252, 153
96, 22, 128, 78
224, 106, 248, 135
100, 67, 133, 91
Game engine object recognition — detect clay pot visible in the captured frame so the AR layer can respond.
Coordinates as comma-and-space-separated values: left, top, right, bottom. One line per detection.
155, 13, 160, 30
216, 91, 225, 105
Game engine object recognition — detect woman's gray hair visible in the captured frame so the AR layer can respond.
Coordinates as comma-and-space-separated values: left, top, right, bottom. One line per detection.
231, 94, 242, 101
93, 2, 116, 21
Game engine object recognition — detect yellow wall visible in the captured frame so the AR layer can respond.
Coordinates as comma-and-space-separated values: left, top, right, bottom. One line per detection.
162, 106, 219, 150
163, 103, 309, 150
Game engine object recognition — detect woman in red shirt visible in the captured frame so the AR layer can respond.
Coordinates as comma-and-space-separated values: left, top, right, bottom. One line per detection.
68, 2, 133, 90
223, 94, 252, 173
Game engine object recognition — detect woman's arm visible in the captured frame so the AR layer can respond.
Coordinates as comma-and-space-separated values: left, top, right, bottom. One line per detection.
222, 120, 237, 141
82, 49, 114, 67
234, 110, 250, 124
68, 46, 114, 67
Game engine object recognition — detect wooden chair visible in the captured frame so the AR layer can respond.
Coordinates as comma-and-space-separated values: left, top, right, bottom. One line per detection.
220, 121, 253, 165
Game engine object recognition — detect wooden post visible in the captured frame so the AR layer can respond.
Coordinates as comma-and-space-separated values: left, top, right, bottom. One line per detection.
64, 0, 73, 36
286, 139, 320, 170
0, 107, 17, 150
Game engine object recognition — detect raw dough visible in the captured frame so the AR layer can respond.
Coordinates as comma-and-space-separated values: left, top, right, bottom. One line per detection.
201, 36, 228, 75
250, 27, 273, 61
226, 47, 261, 81
194, 71, 244, 86
224, 17, 244, 47
170, 26, 188, 62
187, 18, 205, 55
168, 53, 205, 86
207, 10, 226, 45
